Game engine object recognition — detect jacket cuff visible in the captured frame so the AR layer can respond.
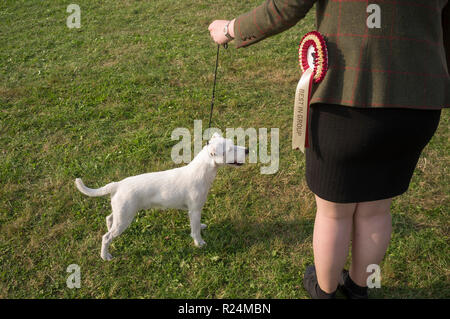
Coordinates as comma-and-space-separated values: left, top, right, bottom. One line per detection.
234, 10, 261, 48
233, 0, 316, 48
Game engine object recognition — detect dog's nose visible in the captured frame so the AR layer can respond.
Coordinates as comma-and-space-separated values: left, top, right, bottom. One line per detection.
245, 148, 249, 155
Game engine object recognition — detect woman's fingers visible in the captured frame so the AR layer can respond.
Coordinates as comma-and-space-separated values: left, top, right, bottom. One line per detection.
208, 20, 229, 44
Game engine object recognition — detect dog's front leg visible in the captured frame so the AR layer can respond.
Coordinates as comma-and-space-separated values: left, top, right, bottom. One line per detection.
188, 209, 206, 247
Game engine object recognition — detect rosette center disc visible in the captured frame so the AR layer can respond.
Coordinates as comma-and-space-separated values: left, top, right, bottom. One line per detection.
307, 45, 316, 70
298, 31, 328, 84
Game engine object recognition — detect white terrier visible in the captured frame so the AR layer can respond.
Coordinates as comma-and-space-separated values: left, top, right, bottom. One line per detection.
75, 133, 248, 261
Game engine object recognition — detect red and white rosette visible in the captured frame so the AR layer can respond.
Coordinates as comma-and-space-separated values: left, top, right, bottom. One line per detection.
292, 31, 328, 152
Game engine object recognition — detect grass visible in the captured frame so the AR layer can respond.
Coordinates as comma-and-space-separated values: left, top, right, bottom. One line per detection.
0, 0, 448, 298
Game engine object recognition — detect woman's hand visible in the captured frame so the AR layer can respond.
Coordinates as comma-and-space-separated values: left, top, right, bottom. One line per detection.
208, 19, 235, 45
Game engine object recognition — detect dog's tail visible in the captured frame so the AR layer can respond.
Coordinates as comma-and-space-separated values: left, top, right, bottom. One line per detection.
75, 178, 117, 197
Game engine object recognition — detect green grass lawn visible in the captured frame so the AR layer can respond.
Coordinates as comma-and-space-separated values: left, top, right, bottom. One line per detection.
0, 0, 448, 298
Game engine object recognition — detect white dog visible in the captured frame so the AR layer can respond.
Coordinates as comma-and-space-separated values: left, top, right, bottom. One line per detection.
75, 133, 247, 261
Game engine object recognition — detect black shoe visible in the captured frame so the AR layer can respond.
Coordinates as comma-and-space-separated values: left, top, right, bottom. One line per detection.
338, 269, 369, 299
303, 265, 336, 299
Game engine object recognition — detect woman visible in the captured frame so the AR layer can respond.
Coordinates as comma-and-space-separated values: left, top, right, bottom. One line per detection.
209, 0, 449, 298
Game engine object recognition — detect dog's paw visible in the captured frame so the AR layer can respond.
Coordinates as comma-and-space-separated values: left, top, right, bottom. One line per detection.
201, 224, 207, 230
194, 239, 207, 248
101, 253, 114, 261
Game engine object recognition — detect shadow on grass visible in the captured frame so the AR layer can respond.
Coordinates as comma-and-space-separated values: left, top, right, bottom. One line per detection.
197, 215, 315, 254
391, 211, 433, 236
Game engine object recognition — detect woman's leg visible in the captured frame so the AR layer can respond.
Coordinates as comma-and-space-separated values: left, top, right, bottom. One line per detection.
313, 195, 357, 293
349, 198, 393, 287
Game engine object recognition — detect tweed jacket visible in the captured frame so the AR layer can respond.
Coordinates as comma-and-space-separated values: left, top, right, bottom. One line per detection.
234, 0, 450, 110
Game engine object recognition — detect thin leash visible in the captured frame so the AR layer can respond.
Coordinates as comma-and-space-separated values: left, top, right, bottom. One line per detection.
206, 43, 227, 144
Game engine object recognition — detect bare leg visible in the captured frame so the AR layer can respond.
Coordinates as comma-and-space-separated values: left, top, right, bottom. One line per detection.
350, 198, 392, 287
313, 195, 357, 293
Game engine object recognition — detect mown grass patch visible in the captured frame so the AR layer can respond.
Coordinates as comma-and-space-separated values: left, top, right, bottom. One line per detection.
0, 0, 448, 298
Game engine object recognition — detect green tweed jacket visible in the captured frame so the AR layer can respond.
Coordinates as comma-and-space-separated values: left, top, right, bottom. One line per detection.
234, 0, 450, 110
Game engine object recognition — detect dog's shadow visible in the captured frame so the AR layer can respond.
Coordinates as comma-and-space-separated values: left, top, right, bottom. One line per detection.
198, 214, 314, 254
109, 209, 314, 260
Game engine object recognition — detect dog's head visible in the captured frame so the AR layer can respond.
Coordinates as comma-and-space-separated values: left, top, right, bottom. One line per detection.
207, 133, 248, 167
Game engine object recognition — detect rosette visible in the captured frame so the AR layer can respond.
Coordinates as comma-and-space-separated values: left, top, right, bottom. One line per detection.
292, 31, 328, 152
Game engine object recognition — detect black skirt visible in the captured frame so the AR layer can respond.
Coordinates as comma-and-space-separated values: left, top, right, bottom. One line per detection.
305, 103, 441, 203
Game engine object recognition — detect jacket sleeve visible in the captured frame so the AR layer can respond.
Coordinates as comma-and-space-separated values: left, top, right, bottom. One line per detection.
443, 1, 450, 72
234, 0, 317, 48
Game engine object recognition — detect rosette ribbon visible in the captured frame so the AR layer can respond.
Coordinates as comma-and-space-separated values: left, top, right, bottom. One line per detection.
292, 31, 328, 152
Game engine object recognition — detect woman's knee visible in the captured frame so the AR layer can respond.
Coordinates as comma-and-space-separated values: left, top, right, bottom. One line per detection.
354, 198, 393, 219
315, 195, 357, 219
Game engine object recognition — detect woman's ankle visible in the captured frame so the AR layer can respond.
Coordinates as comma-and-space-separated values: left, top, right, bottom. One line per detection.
347, 269, 368, 294
349, 268, 369, 287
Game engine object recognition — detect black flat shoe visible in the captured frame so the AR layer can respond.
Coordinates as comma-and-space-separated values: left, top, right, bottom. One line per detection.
303, 265, 337, 299
338, 269, 369, 299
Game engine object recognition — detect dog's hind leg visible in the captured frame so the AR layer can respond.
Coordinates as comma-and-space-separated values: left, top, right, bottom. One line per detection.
106, 213, 113, 231
188, 209, 206, 247
101, 229, 117, 261
101, 203, 135, 261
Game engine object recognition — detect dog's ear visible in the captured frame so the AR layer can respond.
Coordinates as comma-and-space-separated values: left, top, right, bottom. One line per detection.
207, 143, 216, 157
